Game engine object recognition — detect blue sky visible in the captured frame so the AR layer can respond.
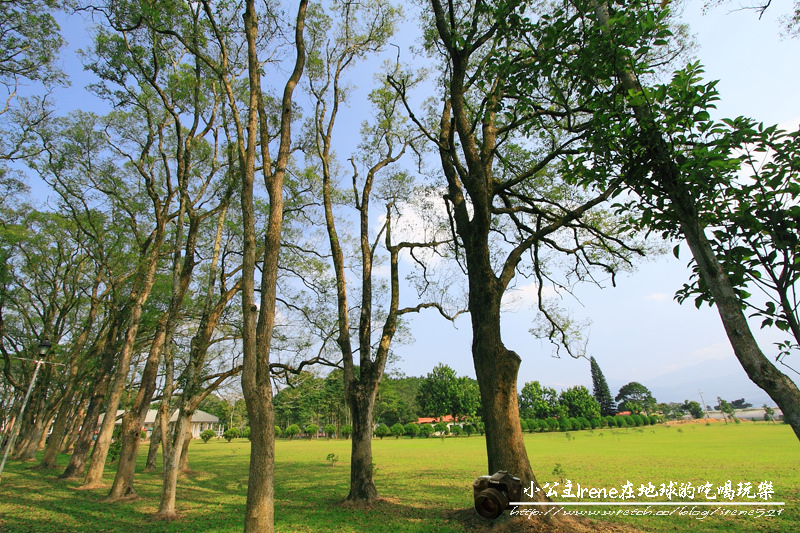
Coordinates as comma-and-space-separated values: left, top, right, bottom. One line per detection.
26, 2, 800, 407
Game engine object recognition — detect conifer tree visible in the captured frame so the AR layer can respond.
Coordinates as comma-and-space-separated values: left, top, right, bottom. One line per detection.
590, 357, 616, 416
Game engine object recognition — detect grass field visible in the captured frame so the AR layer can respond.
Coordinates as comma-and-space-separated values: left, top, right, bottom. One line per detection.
0, 422, 797, 532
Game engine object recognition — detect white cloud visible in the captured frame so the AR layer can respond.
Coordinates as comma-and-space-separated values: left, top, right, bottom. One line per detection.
501, 281, 557, 311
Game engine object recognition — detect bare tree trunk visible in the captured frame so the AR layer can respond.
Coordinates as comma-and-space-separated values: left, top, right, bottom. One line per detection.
346, 387, 378, 503
60, 318, 119, 480
83, 260, 164, 487
154, 415, 189, 520
107, 320, 168, 500
61, 397, 87, 454
178, 422, 192, 473
12, 388, 49, 461
145, 409, 162, 472
238, 1, 306, 532
39, 387, 76, 468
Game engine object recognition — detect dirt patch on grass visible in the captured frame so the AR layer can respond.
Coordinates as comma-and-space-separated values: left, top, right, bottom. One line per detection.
447, 508, 646, 533
663, 418, 722, 426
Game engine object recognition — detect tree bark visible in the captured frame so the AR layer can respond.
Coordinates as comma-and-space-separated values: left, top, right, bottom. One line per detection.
60, 342, 116, 479
107, 318, 168, 500
145, 408, 161, 472
346, 385, 379, 503
39, 386, 75, 468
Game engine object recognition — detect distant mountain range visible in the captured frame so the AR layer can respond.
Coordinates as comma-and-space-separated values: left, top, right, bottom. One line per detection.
609, 356, 784, 409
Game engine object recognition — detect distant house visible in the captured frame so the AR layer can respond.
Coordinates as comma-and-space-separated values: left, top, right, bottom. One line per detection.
416, 415, 457, 425
98, 409, 222, 439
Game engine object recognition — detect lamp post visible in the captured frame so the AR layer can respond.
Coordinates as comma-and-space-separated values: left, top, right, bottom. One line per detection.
0, 338, 53, 482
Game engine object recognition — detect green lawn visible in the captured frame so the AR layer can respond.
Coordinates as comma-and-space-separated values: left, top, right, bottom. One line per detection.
0, 422, 796, 532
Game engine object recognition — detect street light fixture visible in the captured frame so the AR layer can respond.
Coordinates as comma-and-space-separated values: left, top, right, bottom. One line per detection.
0, 338, 54, 482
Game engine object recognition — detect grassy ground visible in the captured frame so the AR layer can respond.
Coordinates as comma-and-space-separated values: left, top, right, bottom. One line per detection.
0, 422, 796, 532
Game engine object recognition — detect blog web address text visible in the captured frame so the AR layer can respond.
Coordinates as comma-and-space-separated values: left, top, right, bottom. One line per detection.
510, 480, 786, 521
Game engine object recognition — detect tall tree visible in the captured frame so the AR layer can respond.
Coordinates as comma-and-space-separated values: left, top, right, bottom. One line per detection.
392, 1, 644, 499
590, 356, 616, 416
615, 382, 656, 415
307, 0, 453, 504
572, 0, 800, 440
236, 1, 306, 529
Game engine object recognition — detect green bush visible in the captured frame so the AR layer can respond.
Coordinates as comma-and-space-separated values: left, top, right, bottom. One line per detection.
285, 424, 300, 439
558, 418, 573, 431
404, 423, 420, 438
242, 427, 251, 439
200, 429, 216, 443
576, 417, 590, 430
390, 423, 405, 439
451, 424, 463, 437
476, 421, 485, 435
545, 417, 559, 431
463, 423, 475, 436
526, 419, 538, 432
419, 424, 434, 438
649, 415, 659, 425
589, 417, 601, 429
274, 426, 283, 438
613, 416, 625, 428
305, 424, 320, 439
324, 424, 337, 439
519, 419, 528, 432
605, 415, 616, 428
341, 425, 353, 439
223, 428, 240, 442
434, 421, 449, 435
375, 424, 390, 439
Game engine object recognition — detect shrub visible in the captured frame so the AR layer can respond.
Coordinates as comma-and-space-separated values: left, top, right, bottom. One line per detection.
463, 423, 475, 436
107, 426, 123, 463
630, 414, 643, 427
613, 416, 625, 428
200, 429, 216, 443
451, 424, 462, 437
520, 419, 528, 432
589, 417, 601, 429
275, 426, 283, 438
526, 419, 538, 432
404, 423, 420, 438
558, 418, 573, 431
341, 425, 353, 439
649, 415, 659, 425
305, 424, 320, 439
223, 428, 240, 442
326, 453, 339, 467
434, 421, 449, 435
375, 424, 390, 439
324, 424, 337, 439
605, 415, 616, 428
576, 417, 590, 430
545, 418, 559, 431
476, 421, 485, 435
285, 424, 300, 439
390, 423, 405, 439
419, 424, 434, 438
242, 427, 251, 439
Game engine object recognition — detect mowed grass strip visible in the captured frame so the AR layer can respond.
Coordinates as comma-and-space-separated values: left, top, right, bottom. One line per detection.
0, 423, 796, 532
